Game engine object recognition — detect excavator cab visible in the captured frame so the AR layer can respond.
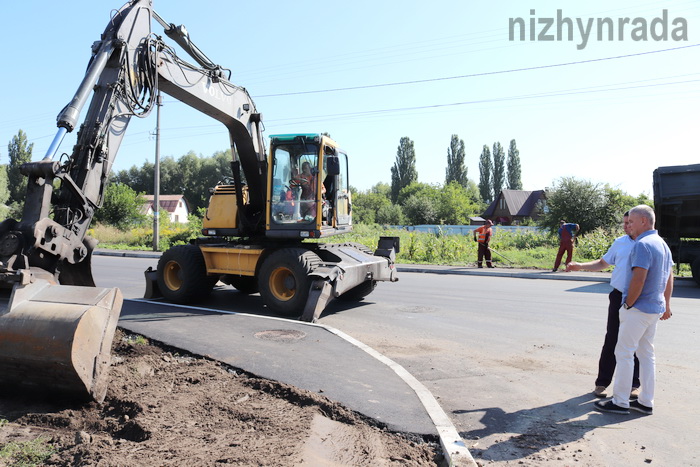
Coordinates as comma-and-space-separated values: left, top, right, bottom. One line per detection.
266, 134, 351, 239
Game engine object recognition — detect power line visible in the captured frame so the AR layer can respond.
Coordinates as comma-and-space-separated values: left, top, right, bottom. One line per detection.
263, 76, 700, 126
254, 43, 700, 98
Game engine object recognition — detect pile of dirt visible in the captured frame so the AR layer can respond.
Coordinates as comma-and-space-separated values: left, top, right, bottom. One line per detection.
0, 330, 440, 466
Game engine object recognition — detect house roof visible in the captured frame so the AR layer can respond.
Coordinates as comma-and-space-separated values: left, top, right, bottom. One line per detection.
483, 189, 545, 217
143, 195, 189, 214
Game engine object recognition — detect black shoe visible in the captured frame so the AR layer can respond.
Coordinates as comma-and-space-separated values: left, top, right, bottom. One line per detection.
595, 400, 629, 414
487, 264, 494, 268
629, 400, 653, 415
477, 265, 483, 268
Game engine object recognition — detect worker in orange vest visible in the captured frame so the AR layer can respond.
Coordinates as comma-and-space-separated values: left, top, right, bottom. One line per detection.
473, 219, 494, 268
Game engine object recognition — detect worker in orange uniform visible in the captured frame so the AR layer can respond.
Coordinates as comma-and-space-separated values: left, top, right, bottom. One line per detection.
473, 220, 494, 268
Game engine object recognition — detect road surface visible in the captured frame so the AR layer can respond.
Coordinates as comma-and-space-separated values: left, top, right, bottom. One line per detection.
93, 255, 700, 465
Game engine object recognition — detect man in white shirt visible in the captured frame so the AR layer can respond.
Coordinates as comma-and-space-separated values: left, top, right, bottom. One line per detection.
567, 211, 640, 398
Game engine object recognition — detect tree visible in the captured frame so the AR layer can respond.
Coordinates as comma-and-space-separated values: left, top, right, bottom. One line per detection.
93, 182, 147, 230
492, 142, 505, 198
538, 176, 635, 235
402, 195, 438, 225
478, 145, 492, 203
445, 134, 468, 187
398, 182, 440, 225
376, 203, 404, 225
7, 130, 34, 205
438, 181, 479, 225
351, 184, 393, 224
507, 139, 522, 190
0, 164, 9, 218
390, 137, 417, 203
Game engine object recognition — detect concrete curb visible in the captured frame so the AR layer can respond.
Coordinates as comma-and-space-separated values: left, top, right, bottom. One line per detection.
321, 325, 477, 466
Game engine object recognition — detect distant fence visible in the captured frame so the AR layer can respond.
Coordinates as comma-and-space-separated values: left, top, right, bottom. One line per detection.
387, 225, 543, 236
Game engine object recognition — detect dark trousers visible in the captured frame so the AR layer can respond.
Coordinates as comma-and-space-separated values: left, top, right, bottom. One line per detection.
596, 289, 640, 388
553, 242, 573, 270
477, 243, 492, 267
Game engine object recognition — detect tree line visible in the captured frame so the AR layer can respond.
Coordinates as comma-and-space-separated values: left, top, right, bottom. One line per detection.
357, 134, 521, 225
2, 129, 650, 236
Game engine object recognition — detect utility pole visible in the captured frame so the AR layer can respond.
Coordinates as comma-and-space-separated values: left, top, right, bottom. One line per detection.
153, 91, 162, 251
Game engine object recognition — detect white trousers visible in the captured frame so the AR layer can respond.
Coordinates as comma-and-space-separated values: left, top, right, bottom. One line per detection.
612, 307, 660, 408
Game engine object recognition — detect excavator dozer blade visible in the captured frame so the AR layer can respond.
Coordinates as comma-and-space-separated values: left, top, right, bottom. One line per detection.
0, 276, 123, 403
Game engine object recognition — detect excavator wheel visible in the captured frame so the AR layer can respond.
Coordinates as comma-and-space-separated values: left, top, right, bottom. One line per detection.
157, 244, 215, 304
259, 248, 321, 316
221, 274, 258, 294
337, 280, 377, 302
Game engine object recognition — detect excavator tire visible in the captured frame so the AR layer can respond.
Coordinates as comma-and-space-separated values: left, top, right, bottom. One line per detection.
222, 274, 259, 294
157, 244, 215, 304
337, 280, 377, 302
259, 248, 321, 316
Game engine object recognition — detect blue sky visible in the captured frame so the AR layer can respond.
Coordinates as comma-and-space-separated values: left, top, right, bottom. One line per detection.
1, 1, 698, 198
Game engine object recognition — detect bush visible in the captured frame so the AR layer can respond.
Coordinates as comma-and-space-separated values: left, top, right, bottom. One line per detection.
575, 227, 621, 261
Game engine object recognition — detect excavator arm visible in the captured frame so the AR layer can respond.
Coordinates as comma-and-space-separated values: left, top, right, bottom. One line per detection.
0, 0, 266, 402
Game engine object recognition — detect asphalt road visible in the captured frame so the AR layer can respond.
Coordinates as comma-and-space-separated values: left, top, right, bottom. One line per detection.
92, 255, 700, 466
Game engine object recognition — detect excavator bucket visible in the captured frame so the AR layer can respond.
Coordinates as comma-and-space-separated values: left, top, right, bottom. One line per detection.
0, 273, 123, 403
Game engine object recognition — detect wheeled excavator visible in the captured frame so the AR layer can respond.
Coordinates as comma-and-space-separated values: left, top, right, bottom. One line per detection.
0, 0, 398, 403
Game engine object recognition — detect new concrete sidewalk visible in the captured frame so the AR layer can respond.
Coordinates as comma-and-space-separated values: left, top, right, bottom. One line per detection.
96, 249, 631, 466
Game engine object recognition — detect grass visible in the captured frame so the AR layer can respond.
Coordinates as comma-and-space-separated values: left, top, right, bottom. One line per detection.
0, 437, 57, 467
90, 221, 694, 277
123, 334, 149, 345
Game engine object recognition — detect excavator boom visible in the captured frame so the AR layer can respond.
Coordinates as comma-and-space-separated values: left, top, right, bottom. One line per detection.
0, 0, 263, 402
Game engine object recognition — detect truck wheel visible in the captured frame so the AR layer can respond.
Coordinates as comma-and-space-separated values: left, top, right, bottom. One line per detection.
337, 280, 377, 302
259, 248, 321, 316
157, 244, 214, 304
222, 275, 258, 294
692, 258, 700, 287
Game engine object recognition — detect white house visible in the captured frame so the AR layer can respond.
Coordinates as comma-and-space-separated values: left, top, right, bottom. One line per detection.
143, 195, 190, 223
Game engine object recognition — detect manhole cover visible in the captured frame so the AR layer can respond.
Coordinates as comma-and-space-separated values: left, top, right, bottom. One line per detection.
254, 329, 307, 342
397, 305, 436, 313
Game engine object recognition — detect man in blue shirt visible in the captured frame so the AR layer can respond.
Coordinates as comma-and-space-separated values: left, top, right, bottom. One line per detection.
595, 205, 673, 415
553, 220, 579, 272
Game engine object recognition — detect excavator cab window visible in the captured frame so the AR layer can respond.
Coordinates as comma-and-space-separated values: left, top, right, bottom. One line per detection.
270, 143, 320, 225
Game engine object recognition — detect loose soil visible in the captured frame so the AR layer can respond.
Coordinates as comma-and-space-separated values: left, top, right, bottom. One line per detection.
0, 330, 441, 466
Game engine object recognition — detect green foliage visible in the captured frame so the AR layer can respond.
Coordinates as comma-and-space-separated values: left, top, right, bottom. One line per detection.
112, 150, 234, 212
507, 139, 522, 190
0, 164, 9, 207
390, 137, 418, 203
352, 187, 392, 224
376, 203, 404, 224
539, 177, 614, 235
7, 129, 33, 205
93, 183, 147, 230
402, 195, 438, 225
575, 226, 622, 260
492, 142, 505, 197
0, 436, 57, 467
445, 134, 468, 187
478, 145, 492, 203
123, 333, 149, 345
438, 181, 479, 225
397, 182, 440, 206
